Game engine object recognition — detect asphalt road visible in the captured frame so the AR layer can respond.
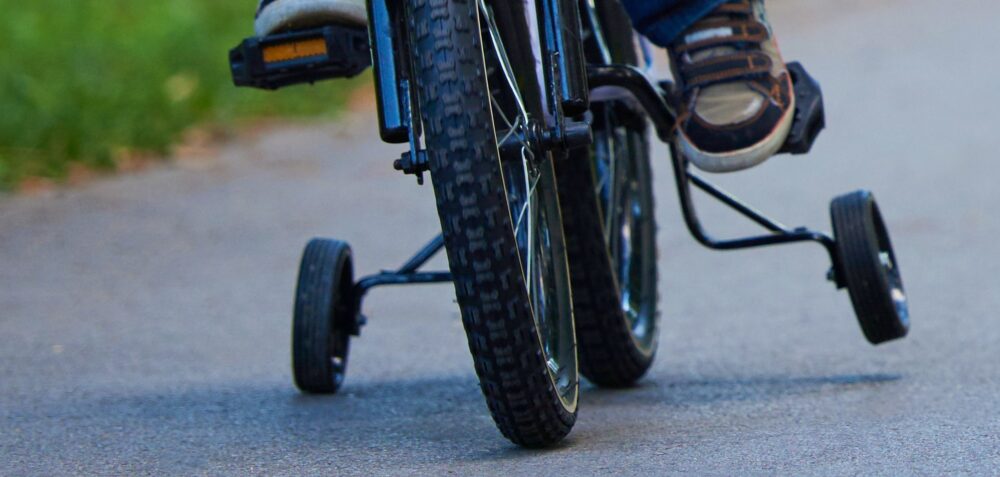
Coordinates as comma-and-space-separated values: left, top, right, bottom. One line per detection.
3, 0, 999, 474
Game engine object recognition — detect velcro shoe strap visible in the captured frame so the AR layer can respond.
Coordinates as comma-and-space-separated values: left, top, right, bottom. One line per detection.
675, 20, 769, 53
681, 52, 772, 88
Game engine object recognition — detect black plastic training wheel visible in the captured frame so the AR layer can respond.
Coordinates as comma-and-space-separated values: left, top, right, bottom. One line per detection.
831, 191, 910, 345
292, 238, 355, 394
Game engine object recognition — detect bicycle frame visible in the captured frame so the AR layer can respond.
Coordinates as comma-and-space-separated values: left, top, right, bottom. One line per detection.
368, 0, 588, 144
349, 0, 842, 333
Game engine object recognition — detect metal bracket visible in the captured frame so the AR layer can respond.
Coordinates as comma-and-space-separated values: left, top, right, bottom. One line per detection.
586, 62, 844, 288
350, 235, 453, 334
392, 79, 430, 184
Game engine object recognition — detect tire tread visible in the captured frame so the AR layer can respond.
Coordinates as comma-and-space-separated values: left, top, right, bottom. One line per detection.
408, 0, 575, 447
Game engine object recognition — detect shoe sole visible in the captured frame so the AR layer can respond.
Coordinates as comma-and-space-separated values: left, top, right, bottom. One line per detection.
255, 0, 367, 37
676, 88, 797, 174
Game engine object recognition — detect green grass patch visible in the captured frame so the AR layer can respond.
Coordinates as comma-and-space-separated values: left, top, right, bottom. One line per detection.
0, 0, 365, 189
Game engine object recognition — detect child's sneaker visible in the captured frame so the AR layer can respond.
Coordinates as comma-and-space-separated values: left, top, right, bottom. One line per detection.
668, 0, 794, 173
255, 0, 367, 37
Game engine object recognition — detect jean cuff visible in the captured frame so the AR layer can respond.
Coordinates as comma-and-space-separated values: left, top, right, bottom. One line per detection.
637, 0, 729, 47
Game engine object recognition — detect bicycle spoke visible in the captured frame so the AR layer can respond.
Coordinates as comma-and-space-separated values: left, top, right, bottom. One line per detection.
514, 164, 542, 239
496, 107, 521, 142
479, 0, 530, 121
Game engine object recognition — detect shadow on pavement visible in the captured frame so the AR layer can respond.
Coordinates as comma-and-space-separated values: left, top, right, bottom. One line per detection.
6, 372, 902, 469
583, 372, 903, 409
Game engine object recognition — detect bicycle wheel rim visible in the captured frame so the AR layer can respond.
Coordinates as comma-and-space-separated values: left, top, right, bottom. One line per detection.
591, 104, 657, 354
480, 0, 578, 410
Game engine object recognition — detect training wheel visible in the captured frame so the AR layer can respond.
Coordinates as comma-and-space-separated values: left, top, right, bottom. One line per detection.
830, 191, 910, 345
292, 238, 355, 394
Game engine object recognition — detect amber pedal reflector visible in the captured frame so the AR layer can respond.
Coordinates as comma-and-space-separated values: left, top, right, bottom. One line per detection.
263, 38, 328, 64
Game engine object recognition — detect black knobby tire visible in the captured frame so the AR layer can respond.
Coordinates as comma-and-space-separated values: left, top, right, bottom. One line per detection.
559, 1, 659, 388
831, 191, 910, 345
407, 0, 577, 447
559, 111, 658, 387
292, 238, 354, 394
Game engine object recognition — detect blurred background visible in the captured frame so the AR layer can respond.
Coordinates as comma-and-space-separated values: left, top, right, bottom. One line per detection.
0, 0, 365, 190
2, 0, 999, 474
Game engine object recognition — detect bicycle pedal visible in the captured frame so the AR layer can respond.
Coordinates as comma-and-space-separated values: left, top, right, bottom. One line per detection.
230, 25, 371, 91
778, 62, 826, 155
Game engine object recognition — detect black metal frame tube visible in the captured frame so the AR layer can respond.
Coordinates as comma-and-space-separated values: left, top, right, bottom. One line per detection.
352, 235, 452, 325
539, 0, 590, 116
368, 0, 414, 144
688, 173, 788, 233
397, 235, 446, 274
586, 65, 676, 141
666, 145, 839, 261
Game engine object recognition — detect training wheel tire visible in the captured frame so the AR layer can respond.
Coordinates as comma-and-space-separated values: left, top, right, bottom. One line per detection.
292, 238, 355, 394
830, 191, 910, 345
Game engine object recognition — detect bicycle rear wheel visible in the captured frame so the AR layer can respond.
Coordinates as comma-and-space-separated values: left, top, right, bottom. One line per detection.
559, 0, 659, 387
408, 0, 578, 447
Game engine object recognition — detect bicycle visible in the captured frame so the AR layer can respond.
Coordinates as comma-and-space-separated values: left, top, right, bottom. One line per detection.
229, 0, 910, 447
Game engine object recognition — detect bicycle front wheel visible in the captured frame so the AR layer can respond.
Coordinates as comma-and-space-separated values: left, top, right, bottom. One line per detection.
408, 0, 578, 447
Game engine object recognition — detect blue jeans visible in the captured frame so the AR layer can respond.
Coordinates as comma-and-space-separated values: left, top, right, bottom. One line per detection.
620, 0, 728, 46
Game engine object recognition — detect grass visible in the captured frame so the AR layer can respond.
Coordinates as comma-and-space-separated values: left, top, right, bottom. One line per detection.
0, 0, 365, 189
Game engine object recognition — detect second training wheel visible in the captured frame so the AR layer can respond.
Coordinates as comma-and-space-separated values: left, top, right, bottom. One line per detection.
830, 190, 910, 345
292, 238, 355, 394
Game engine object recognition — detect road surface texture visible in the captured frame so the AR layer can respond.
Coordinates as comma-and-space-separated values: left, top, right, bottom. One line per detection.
2, 0, 998, 474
